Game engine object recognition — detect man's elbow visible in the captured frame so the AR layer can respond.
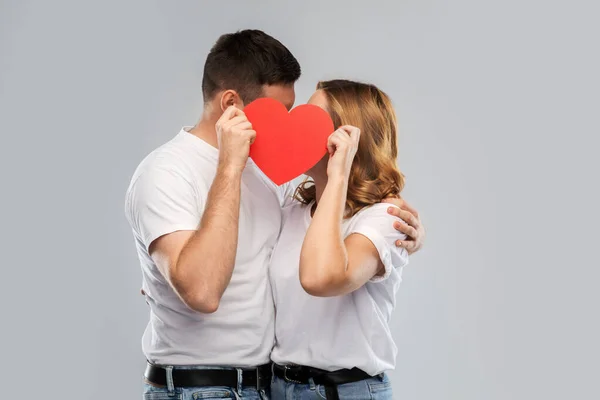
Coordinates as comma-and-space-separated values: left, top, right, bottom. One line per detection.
172, 276, 221, 313
183, 293, 221, 314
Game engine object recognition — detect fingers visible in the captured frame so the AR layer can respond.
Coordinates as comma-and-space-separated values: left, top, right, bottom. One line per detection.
384, 196, 419, 220
350, 127, 360, 145
382, 196, 405, 208
398, 199, 419, 219
216, 106, 246, 130
327, 130, 346, 154
233, 121, 253, 131
225, 116, 251, 129
223, 105, 244, 120
327, 136, 336, 155
247, 129, 257, 144
393, 219, 418, 240
339, 125, 361, 145
388, 204, 424, 255
216, 109, 254, 143
395, 239, 416, 252
387, 206, 419, 229
328, 126, 359, 154
338, 125, 358, 135
226, 115, 248, 125
388, 206, 420, 244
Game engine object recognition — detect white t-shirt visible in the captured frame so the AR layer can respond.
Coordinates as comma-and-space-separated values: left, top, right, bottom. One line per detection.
125, 128, 294, 367
269, 202, 409, 375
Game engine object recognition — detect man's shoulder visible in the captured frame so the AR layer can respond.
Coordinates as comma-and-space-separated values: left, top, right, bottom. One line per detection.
127, 149, 183, 192
131, 133, 216, 184
125, 133, 215, 213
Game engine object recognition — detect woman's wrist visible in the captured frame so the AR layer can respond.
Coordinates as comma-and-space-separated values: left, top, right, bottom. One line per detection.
326, 173, 350, 187
322, 174, 349, 217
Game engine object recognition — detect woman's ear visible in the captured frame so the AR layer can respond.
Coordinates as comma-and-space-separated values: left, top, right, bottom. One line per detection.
220, 90, 244, 111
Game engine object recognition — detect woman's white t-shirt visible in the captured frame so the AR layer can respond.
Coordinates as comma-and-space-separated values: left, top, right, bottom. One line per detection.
269, 201, 409, 376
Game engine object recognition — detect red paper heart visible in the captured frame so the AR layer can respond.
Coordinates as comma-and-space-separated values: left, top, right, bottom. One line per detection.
245, 98, 334, 185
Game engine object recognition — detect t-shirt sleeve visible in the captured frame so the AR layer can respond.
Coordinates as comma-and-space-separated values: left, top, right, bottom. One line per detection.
348, 203, 410, 283
126, 167, 201, 250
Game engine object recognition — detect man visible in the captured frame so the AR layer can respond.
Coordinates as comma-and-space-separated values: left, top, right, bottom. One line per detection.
125, 29, 425, 399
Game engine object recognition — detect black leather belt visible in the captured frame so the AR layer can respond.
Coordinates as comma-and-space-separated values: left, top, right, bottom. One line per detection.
273, 363, 380, 400
144, 362, 271, 390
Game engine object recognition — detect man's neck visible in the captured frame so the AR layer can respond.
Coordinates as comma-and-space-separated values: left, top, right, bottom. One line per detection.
188, 113, 219, 149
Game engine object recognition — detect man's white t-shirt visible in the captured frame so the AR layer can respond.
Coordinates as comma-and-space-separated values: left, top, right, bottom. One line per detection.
125, 128, 293, 367
269, 202, 409, 375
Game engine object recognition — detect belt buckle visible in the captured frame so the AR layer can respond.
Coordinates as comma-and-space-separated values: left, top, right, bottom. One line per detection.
283, 365, 302, 384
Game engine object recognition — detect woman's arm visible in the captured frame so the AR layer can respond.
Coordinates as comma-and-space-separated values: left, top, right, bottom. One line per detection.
299, 175, 385, 297
299, 125, 387, 297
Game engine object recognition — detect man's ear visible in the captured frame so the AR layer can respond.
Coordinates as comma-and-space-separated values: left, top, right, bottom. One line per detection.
220, 90, 244, 111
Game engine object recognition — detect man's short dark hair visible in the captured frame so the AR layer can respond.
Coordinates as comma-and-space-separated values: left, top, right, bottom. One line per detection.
202, 29, 301, 104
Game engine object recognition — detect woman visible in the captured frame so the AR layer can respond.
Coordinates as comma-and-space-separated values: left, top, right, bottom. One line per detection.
269, 80, 408, 400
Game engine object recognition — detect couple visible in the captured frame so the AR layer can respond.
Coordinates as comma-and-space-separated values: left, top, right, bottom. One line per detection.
125, 29, 425, 400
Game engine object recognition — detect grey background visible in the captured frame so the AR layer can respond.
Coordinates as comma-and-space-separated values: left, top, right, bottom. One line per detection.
1, 0, 598, 399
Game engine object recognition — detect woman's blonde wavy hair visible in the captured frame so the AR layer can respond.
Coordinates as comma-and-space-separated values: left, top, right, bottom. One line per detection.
294, 80, 405, 218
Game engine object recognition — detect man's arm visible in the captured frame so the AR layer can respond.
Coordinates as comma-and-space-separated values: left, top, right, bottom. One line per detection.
149, 107, 255, 313
383, 197, 425, 254
150, 167, 244, 313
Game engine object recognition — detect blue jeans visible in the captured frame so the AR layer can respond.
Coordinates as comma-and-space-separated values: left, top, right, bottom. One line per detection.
270, 374, 393, 399
142, 366, 269, 400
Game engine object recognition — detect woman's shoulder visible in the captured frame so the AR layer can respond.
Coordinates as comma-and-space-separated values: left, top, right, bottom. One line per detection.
346, 202, 410, 273
344, 202, 405, 242
348, 203, 399, 224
